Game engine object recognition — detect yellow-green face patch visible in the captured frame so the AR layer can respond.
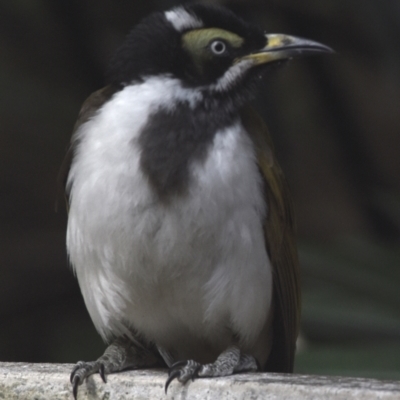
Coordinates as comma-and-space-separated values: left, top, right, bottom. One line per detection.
181, 28, 244, 73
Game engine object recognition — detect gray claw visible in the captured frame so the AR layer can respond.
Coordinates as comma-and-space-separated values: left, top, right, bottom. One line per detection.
70, 363, 81, 384
165, 369, 181, 394
99, 364, 107, 383
165, 360, 202, 392
72, 375, 80, 400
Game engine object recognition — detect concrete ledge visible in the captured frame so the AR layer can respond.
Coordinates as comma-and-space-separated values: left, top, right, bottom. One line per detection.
0, 362, 399, 399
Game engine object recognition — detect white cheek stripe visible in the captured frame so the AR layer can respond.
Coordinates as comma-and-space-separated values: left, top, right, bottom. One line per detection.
165, 8, 203, 32
210, 59, 255, 92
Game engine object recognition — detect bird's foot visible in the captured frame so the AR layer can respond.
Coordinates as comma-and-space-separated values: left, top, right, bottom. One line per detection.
70, 336, 162, 399
70, 360, 107, 399
165, 346, 259, 393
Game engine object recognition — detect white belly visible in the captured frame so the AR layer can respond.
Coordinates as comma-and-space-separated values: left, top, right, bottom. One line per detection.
66, 79, 272, 361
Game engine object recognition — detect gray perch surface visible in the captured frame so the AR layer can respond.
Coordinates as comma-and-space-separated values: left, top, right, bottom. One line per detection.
0, 362, 399, 399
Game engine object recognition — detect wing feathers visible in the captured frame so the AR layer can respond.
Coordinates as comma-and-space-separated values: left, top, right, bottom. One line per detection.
241, 106, 301, 372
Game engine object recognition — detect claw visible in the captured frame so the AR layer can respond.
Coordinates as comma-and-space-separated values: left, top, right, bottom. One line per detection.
165, 360, 202, 392
165, 369, 182, 394
70, 364, 80, 384
72, 375, 80, 400
99, 364, 107, 383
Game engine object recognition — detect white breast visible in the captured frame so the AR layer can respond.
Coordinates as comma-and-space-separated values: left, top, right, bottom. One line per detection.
67, 76, 272, 359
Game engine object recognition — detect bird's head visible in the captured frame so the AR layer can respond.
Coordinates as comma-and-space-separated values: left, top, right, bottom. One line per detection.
107, 4, 332, 108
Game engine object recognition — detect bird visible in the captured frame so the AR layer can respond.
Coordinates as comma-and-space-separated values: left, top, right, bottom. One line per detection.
58, 3, 331, 398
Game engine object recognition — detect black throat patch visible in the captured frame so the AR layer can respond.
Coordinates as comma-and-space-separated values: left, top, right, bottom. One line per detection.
138, 101, 236, 199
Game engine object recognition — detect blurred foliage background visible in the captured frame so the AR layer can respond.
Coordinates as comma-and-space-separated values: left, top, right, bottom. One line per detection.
1, 0, 400, 380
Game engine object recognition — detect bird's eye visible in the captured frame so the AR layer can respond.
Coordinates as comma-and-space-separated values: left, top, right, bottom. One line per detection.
210, 40, 227, 55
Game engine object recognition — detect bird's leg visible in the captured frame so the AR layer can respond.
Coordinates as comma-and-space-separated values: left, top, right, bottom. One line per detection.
165, 346, 259, 392
70, 336, 161, 399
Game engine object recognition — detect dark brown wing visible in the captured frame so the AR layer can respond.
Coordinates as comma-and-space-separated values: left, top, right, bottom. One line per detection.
240, 106, 301, 373
57, 86, 118, 208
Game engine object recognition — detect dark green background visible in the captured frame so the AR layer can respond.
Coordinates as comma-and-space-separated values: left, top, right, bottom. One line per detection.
1, 0, 399, 380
